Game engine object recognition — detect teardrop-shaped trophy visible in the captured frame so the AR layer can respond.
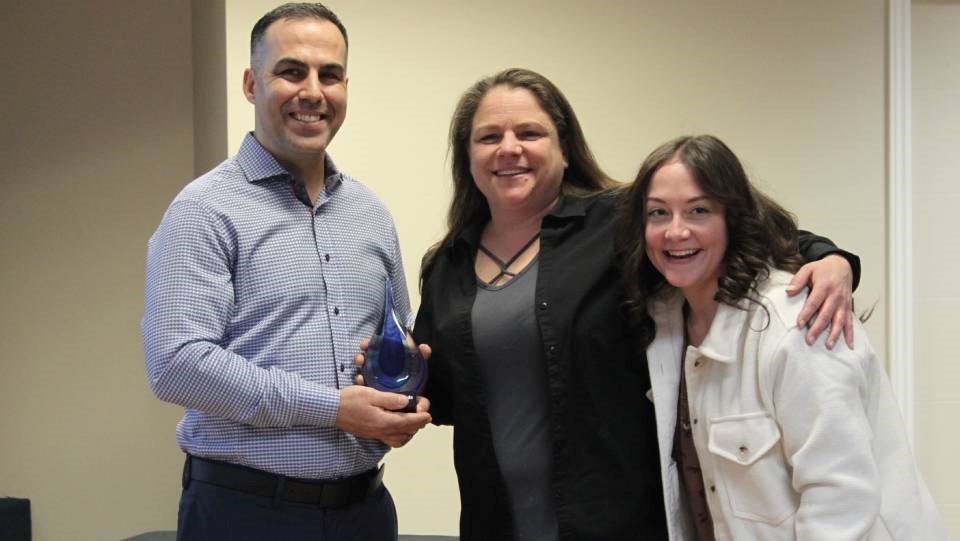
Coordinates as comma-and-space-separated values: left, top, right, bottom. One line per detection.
362, 277, 427, 412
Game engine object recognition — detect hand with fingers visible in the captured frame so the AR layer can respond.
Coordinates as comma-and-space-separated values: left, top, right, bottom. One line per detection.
334, 385, 432, 448
786, 254, 854, 350
342, 339, 433, 448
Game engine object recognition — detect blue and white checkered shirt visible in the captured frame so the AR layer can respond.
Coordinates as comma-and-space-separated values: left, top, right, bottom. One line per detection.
142, 133, 413, 479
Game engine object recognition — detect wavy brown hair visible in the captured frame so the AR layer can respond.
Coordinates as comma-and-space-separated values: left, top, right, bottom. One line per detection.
421, 68, 619, 282
618, 135, 803, 347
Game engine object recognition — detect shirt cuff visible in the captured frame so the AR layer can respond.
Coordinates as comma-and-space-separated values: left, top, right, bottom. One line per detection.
292, 381, 340, 427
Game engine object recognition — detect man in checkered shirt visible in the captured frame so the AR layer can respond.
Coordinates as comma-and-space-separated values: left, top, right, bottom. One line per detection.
142, 4, 430, 539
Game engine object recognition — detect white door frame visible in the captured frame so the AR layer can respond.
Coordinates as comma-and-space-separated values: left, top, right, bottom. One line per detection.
888, 0, 914, 446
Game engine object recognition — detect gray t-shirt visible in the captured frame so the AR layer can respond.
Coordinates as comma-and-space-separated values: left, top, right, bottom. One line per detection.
472, 258, 558, 541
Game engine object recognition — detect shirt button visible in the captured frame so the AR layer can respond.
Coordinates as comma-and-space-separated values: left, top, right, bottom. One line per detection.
539, 301, 549, 310
333, 307, 340, 315
339, 363, 345, 372
693, 418, 698, 425
694, 360, 701, 367
325, 254, 330, 262
710, 485, 716, 493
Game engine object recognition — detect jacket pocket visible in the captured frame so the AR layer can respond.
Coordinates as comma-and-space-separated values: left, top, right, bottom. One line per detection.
707, 411, 798, 525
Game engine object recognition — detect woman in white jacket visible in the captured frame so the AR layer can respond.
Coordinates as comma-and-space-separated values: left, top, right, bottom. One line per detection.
618, 135, 945, 540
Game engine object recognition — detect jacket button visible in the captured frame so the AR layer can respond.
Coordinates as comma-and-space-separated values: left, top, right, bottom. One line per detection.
333, 307, 340, 315
539, 301, 549, 310
710, 485, 716, 492
694, 360, 701, 367
548, 345, 557, 355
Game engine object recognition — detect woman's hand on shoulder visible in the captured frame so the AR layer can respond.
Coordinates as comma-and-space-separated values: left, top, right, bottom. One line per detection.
786, 254, 854, 350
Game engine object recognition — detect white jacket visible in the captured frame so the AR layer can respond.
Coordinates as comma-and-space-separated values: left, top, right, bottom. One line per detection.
646, 269, 946, 540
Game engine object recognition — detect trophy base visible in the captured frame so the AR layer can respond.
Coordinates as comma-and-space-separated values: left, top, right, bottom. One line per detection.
396, 393, 417, 413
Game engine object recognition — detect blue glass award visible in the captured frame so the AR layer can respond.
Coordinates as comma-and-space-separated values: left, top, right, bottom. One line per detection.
362, 277, 427, 412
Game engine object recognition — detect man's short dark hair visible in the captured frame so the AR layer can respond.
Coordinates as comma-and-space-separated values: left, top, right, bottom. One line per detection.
250, 3, 348, 59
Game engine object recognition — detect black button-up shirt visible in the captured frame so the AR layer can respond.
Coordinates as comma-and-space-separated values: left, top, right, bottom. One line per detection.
415, 192, 667, 540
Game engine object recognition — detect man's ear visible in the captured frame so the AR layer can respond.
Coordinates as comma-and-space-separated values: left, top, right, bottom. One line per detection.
242, 68, 256, 105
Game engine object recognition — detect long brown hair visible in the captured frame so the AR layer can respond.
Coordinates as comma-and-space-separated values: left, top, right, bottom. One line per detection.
421, 68, 618, 282
618, 135, 803, 347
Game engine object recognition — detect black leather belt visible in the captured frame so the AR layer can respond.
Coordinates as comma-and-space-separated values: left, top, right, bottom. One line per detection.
183, 455, 383, 508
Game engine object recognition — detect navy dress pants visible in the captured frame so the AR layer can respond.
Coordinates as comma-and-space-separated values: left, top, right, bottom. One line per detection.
176, 478, 398, 541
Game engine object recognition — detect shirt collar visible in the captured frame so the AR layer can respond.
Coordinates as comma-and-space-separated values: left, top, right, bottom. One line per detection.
693, 300, 752, 363
235, 132, 344, 195
547, 193, 591, 219
651, 288, 752, 364
450, 192, 595, 249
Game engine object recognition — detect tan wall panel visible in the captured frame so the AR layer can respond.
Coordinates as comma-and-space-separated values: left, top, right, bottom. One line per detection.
913, 1, 960, 538
0, 1, 194, 540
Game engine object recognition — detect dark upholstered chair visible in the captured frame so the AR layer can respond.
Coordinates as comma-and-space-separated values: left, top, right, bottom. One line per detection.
0, 498, 31, 541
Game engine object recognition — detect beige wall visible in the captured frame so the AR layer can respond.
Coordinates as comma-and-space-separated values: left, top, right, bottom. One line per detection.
0, 1, 193, 540
913, 0, 960, 536
193, 0, 229, 175
2, 0, 931, 539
